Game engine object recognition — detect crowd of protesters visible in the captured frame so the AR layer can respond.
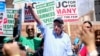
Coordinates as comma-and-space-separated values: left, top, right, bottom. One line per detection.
0, 4, 99, 56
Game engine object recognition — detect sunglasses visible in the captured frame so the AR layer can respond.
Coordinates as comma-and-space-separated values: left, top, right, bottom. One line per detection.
27, 28, 34, 31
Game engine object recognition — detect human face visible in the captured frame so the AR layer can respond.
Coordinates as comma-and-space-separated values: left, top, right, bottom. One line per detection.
26, 25, 34, 38
95, 30, 100, 46
96, 35, 100, 46
82, 23, 92, 31
53, 22, 63, 35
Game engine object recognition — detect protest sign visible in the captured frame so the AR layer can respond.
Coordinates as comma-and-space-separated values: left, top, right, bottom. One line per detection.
0, 1, 6, 36
3, 8, 18, 36
56, 0, 78, 22
13, 0, 27, 4
13, 0, 47, 4
36, 1, 55, 29
30, 0, 47, 2
24, 3, 35, 22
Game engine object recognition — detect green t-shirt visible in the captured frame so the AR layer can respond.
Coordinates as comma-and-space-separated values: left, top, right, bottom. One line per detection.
34, 37, 42, 50
18, 36, 42, 51
19, 36, 35, 51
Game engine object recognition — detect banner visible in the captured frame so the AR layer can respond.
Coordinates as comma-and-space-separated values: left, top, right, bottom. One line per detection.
0, 1, 6, 36
56, 0, 78, 22
30, 0, 47, 2
13, 0, 27, 4
24, 3, 35, 22
3, 8, 18, 36
36, 1, 55, 29
13, 0, 47, 4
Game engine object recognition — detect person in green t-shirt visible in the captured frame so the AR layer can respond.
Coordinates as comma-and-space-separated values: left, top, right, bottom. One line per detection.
14, 14, 36, 52
13, 11, 42, 56
18, 25, 42, 56
34, 33, 42, 50
19, 25, 36, 53
34, 37, 42, 50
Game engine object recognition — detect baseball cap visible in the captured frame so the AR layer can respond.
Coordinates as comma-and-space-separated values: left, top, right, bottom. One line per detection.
53, 17, 64, 24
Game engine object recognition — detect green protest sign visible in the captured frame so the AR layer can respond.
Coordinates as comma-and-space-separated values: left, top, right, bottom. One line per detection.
36, 1, 55, 29
3, 8, 18, 36
13, 0, 26, 4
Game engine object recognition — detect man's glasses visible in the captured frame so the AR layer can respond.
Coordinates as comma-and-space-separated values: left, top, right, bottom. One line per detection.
27, 28, 34, 31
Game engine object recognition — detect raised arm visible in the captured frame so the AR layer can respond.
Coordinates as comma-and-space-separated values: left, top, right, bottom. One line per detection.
27, 4, 49, 35
28, 4, 42, 25
81, 29, 98, 56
